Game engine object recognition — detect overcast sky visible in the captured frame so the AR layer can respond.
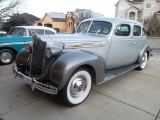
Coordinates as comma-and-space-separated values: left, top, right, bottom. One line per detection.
25, 0, 118, 18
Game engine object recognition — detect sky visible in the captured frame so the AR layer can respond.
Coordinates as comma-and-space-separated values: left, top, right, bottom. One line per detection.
25, 0, 118, 18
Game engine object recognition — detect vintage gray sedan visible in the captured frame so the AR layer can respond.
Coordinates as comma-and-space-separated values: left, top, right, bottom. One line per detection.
13, 17, 151, 106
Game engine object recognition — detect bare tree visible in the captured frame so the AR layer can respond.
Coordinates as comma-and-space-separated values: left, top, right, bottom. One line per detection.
75, 9, 93, 22
148, 14, 160, 36
0, 0, 24, 19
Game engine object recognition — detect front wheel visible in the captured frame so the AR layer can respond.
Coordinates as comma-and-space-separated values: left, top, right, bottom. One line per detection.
0, 49, 15, 65
60, 69, 92, 106
137, 52, 147, 70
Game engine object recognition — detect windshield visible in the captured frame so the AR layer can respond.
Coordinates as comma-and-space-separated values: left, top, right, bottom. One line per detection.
77, 21, 91, 33
8, 27, 27, 36
77, 21, 112, 35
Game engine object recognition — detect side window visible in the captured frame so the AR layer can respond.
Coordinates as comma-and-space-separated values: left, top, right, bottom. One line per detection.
115, 24, 131, 36
142, 28, 146, 36
30, 29, 44, 35
133, 25, 141, 36
45, 30, 55, 35
18, 28, 27, 36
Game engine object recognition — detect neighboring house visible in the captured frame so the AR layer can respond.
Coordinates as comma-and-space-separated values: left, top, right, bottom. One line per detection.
35, 12, 79, 33
66, 12, 80, 33
115, 0, 160, 22
35, 9, 104, 33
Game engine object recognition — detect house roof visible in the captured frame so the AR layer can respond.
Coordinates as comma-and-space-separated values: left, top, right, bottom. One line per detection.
48, 12, 66, 20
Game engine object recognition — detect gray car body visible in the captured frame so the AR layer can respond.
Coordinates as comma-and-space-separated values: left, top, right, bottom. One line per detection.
16, 17, 151, 91
33, 17, 151, 90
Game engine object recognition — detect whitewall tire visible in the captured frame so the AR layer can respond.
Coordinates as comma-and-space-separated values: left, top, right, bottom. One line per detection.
137, 52, 147, 70
61, 69, 92, 106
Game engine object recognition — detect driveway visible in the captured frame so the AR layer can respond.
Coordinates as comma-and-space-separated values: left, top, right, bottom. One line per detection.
0, 39, 160, 120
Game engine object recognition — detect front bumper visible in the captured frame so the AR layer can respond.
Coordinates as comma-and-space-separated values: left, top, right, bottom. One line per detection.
12, 66, 58, 95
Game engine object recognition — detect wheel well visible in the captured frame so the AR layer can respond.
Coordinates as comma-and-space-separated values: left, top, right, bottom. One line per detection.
146, 51, 149, 60
0, 47, 18, 56
76, 65, 96, 82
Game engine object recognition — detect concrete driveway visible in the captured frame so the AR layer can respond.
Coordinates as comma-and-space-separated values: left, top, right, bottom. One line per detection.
0, 39, 160, 120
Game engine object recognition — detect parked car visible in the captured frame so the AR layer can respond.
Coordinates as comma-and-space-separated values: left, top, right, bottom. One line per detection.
0, 31, 7, 36
13, 17, 151, 106
0, 26, 56, 65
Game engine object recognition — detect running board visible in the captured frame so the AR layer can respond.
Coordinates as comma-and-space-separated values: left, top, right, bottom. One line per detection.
101, 63, 140, 84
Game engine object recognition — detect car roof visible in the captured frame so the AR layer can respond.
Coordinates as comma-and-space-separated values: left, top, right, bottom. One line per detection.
14, 26, 56, 33
82, 17, 142, 26
0, 31, 7, 34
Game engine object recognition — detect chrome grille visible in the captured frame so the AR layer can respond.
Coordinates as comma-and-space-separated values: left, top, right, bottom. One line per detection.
30, 36, 46, 77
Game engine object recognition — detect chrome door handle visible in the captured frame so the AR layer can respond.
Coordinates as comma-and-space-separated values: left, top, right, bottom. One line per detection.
129, 43, 136, 46
129, 43, 133, 46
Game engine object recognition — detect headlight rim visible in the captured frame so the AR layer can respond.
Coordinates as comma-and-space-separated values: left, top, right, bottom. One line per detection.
25, 44, 31, 53
45, 48, 52, 58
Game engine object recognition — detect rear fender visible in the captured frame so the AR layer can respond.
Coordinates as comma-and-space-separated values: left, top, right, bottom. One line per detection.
138, 43, 151, 64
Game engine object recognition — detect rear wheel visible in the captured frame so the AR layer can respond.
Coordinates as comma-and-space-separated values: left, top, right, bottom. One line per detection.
60, 69, 92, 106
137, 52, 147, 70
0, 49, 15, 65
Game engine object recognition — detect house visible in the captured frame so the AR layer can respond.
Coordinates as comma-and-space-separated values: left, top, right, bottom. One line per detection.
35, 12, 78, 33
35, 12, 68, 33
115, 0, 160, 22
35, 9, 104, 33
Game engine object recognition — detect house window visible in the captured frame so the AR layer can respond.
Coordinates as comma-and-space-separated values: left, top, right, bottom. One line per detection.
68, 22, 72, 28
146, 3, 152, 9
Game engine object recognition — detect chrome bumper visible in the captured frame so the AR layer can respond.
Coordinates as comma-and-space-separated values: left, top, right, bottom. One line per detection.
12, 66, 58, 95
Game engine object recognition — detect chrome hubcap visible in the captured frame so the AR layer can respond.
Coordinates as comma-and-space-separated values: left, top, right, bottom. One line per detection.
141, 53, 147, 68
0, 52, 12, 63
70, 76, 87, 98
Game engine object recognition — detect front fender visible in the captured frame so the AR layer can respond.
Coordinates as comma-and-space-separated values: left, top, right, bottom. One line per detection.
138, 43, 151, 64
49, 50, 106, 90
16, 48, 31, 68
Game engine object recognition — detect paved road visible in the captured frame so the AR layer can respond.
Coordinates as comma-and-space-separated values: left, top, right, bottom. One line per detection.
147, 38, 160, 53
0, 39, 160, 120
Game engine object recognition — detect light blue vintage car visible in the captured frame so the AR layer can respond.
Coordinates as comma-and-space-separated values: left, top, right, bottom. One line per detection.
0, 26, 56, 65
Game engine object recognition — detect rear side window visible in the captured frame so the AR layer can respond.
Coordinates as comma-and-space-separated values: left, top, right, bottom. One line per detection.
142, 28, 146, 36
29, 29, 44, 36
133, 25, 141, 36
45, 30, 55, 35
115, 24, 131, 36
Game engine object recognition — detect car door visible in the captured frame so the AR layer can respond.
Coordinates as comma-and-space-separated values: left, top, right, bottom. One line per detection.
130, 25, 146, 63
18, 28, 32, 45
106, 23, 133, 70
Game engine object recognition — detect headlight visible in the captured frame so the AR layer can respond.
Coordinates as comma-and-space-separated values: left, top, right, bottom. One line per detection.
25, 44, 31, 53
45, 48, 52, 58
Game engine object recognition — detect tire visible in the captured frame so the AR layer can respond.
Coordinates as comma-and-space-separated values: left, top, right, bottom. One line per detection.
0, 49, 15, 65
60, 68, 92, 106
137, 52, 147, 70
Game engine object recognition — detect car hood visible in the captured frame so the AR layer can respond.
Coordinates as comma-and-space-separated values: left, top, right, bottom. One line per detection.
47, 33, 108, 43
